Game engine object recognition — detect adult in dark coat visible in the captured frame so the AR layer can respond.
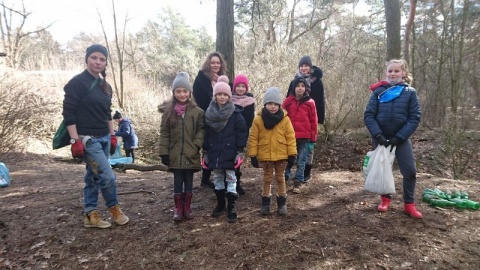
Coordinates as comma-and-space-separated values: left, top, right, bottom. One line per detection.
286, 55, 325, 182
192, 52, 228, 189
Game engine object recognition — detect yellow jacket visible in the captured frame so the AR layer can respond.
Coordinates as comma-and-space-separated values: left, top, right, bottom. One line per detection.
248, 109, 297, 161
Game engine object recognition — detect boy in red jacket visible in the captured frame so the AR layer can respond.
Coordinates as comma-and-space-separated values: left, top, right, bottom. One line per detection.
282, 77, 318, 193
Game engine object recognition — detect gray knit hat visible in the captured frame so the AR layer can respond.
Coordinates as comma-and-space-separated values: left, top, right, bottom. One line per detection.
298, 55, 312, 68
172, 72, 192, 92
85, 44, 108, 63
263, 87, 283, 106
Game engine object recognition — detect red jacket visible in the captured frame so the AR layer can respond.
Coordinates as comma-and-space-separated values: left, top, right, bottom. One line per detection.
282, 95, 318, 142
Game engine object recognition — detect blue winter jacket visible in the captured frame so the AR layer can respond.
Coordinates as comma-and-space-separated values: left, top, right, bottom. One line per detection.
115, 118, 139, 149
364, 83, 421, 141
203, 110, 248, 170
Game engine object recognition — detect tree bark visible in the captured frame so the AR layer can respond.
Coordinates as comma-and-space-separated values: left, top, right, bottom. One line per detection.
216, 0, 235, 80
384, 0, 401, 60
404, 0, 417, 63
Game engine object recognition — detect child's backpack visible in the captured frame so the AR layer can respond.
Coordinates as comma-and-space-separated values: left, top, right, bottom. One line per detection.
0, 162, 11, 188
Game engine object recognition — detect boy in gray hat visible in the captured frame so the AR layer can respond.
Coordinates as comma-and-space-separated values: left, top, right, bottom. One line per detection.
248, 87, 297, 216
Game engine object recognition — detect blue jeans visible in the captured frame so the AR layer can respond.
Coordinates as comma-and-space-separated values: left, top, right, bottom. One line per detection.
285, 139, 309, 182
213, 169, 237, 193
82, 134, 118, 214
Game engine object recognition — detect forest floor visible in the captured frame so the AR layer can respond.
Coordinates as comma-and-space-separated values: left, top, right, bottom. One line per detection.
1, 128, 479, 270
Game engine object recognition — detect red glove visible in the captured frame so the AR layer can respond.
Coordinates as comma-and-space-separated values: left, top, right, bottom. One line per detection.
110, 135, 117, 155
71, 140, 84, 158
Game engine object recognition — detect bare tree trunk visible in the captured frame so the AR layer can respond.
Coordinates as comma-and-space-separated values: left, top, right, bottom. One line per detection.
404, 0, 417, 63
216, 0, 235, 80
99, 0, 129, 109
384, 0, 401, 60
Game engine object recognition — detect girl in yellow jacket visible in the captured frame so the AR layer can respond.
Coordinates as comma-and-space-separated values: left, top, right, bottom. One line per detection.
248, 87, 297, 216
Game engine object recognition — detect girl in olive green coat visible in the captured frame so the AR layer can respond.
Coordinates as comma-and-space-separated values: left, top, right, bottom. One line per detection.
159, 72, 205, 222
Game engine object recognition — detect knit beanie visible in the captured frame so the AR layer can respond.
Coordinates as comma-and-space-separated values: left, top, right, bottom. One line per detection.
85, 44, 108, 63
213, 82, 232, 98
298, 55, 312, 68
217, 75, 229, 84
233, 74, 249, 93
263, 87, 283, 106
292, 76, 310, 93
171, 72, 192, 92
113, 111, 122, 119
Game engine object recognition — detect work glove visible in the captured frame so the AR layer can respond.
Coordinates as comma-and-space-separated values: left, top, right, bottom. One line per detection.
375, 134, 388, 146
250, 156, 259, 168
287, 155, 296, 167
71, 140, 84, 158
308, 141, 315, 151
201, 152, 209, 169
160, 155, 170, 166
110, 135, 117, 155
234, 152, 244, 169
388, 137, 401, 152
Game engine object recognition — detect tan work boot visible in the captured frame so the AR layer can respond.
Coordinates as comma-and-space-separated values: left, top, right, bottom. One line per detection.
83, 210, 112, 228
109, 205, 129, 225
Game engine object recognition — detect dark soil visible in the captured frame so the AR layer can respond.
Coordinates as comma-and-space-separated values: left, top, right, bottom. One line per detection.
1, 130, 479, 270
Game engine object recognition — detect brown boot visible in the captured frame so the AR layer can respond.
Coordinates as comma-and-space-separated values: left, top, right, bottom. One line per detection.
377, 195, 391, 212
83, 210, 111, 228
183, 192, 193, 220
404, 203, 423, 219
173, 193, 183, 221
108, 205, 129, 225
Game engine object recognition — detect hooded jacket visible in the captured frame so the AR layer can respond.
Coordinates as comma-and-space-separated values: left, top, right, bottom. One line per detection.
282, 94, 318, 142
287, 66, 325, 124
158, 101, 205, 171
364, 82, 421, 141
114, 118, 138, 149
203, 107, 248, 170
248, 109, 297, 161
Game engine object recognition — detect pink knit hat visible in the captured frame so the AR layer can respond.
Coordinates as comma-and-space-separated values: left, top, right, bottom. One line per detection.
213, 82, 232, 98
233, 74, 249, 94
217, 75, 229, 84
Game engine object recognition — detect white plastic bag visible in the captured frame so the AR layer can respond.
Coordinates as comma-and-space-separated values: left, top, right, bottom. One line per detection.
363, 146, 396, 194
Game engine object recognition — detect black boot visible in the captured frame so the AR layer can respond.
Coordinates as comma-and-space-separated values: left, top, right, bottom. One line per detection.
226, 192, 238, 223
236, 170, 245, 195
276, 195, 287, 216
201, 168, 215, 189
211, 189, 226, 217
261, 196, 271, 215
304, 164, 312, 182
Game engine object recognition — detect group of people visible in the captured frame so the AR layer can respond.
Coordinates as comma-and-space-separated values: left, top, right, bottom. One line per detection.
62, 44, 423, 229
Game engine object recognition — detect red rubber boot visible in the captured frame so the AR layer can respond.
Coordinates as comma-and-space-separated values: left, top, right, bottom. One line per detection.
404, 203, 423, 219
377, 195, 391, 212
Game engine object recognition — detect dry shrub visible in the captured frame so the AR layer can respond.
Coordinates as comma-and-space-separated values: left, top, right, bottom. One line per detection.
0, 74, 58, 159
111, 80, 171, 163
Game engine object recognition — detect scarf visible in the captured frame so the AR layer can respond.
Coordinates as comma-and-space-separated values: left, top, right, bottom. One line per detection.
295, 71, 317, 87
205, 100, 236, 133
174, 103, 187, 116
261, 107, 284, 129
231, 95, 255, 108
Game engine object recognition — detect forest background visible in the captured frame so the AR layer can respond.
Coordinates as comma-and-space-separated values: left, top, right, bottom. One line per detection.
0, 0, 479, 180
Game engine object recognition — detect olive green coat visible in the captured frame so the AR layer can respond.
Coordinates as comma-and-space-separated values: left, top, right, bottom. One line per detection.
159, 102, 204, 171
